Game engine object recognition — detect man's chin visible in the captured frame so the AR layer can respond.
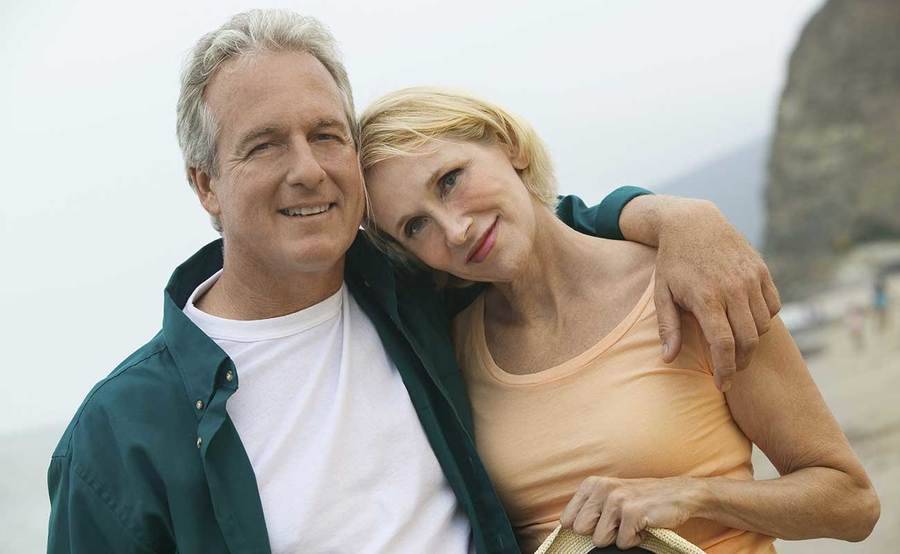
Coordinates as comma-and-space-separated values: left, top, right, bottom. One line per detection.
284, 240, 353, 273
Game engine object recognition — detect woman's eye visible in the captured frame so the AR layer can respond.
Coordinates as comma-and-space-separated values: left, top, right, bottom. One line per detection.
404, 217, 428, 238
438, 169, 461, 194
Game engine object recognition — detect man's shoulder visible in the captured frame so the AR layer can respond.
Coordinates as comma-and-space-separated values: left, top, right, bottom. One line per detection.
46, 332, 206, 553
51, 331, 189, 460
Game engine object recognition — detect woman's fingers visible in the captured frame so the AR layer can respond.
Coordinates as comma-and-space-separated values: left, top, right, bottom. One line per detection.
591, 502, 620, 547
560, 477, 598, 528
615, 507, 645, 550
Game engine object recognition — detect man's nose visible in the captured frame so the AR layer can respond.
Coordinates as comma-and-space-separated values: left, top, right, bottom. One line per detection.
285, 140, 327, 189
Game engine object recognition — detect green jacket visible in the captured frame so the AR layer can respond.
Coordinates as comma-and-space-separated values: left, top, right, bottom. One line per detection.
47, 188, 649, 554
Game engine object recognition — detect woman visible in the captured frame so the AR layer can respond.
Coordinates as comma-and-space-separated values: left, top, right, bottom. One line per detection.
358, 88, 880, 552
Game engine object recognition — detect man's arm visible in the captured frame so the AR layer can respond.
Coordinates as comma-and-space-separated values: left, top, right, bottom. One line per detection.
557, 189, 781, 392
48, 455, 156, 553
555, 186, 651, 240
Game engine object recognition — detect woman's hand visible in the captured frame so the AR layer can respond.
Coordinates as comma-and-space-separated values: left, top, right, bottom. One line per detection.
559, 475, 707, 549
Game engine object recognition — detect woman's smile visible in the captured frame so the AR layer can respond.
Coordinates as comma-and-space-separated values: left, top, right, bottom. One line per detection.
467, 216, 500, 263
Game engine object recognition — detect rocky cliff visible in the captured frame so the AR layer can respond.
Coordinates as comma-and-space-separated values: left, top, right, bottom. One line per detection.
764, 0, 900, 299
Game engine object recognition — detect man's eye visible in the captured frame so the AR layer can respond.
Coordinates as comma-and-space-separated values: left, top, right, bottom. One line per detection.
314, 133, 343, 143
248, 142, 273, 156
438, 169, 461, 195
404, 217, 428, 238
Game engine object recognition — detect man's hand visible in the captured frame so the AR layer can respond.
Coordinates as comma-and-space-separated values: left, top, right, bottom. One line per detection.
620, 196, 781, 391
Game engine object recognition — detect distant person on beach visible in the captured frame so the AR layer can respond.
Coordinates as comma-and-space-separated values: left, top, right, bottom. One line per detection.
848, 304, 867, 350
46, 10, 787, 553
874, 274, 889, 331
359, 87, 881, 552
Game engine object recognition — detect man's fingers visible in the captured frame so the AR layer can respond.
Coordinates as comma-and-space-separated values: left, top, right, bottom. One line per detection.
761, 273, 782, 317
749, 284, 772, 336
726, 299, 760, 372
654, 281, 682, 362
714, 365, 737, 392
693, 304, 736, 390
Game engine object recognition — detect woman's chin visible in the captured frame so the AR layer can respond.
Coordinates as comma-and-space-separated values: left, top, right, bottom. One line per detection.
455, 266, 517, 285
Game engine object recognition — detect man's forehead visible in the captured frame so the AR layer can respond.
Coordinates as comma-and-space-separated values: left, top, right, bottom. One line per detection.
206, 50, 346, 134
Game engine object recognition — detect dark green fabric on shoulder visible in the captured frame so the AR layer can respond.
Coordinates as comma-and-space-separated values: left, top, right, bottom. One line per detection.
47, 188, 650, 553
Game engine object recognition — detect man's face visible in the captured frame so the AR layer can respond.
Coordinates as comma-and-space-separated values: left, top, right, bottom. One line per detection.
196, 50, 364, 276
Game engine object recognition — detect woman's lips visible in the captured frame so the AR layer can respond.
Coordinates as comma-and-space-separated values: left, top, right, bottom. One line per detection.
467, 218, 499, 263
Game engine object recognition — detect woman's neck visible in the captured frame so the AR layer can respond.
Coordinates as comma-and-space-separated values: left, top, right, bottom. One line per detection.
486, 206, 609, 326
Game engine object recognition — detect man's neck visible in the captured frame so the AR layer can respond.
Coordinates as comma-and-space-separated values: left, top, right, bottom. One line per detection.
195, 250, 345, 321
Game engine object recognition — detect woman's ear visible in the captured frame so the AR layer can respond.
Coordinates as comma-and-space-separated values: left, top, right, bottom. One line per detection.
504, 142, 529, 171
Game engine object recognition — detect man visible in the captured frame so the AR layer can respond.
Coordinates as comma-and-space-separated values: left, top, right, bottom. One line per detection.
47, 10, 780, 553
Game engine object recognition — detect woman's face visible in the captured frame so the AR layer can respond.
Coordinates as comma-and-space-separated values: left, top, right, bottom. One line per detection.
365, 139, 539, 283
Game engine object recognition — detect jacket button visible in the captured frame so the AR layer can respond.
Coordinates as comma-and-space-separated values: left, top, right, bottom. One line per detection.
196, 437, 202, 448
195, 400, 204, 410
225, 370, 234, 382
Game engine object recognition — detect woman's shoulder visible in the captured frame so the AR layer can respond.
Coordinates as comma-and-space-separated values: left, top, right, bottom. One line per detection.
450, 291, 486, 344
580, 236, 657, 290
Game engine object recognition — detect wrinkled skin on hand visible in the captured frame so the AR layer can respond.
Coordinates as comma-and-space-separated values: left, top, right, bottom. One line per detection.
645, 198, 781, 391
560, 475, 705, 550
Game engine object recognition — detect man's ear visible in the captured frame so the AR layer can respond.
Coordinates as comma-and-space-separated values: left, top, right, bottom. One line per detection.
188, 167, 221, 218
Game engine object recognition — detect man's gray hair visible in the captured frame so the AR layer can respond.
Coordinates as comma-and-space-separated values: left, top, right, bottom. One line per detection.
176, 10, 357, 230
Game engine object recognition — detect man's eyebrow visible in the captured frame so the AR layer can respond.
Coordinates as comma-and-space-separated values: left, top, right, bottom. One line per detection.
234, 126, 280, 155
312, 118, 349, 132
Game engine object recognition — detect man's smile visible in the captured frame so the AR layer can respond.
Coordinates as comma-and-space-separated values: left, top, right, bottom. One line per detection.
278, 203, 335, 217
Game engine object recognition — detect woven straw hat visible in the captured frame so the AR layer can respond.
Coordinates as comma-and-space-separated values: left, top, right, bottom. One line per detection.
534, 524, 705, 554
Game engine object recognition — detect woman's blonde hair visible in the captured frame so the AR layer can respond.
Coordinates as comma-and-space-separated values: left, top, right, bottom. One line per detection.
358, 87, 557, 270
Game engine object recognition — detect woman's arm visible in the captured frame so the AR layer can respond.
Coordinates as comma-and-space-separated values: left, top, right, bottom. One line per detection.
698, 316, 880, 541
560, 317, 880, 549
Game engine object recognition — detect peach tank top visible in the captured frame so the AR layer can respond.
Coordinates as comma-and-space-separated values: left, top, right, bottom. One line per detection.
452, 276, 776, 553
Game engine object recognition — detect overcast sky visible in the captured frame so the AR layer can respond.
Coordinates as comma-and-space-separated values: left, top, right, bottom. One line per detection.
0, 0, 824, 434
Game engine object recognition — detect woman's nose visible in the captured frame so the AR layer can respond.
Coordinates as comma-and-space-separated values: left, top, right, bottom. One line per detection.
444, 214, 473, 247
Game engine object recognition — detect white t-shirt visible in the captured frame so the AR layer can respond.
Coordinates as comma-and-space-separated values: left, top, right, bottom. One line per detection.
184, 271, 471, 553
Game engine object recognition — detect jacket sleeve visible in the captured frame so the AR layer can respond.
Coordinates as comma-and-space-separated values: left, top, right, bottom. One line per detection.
555, 186, 652, 240
47, 455, 156, 554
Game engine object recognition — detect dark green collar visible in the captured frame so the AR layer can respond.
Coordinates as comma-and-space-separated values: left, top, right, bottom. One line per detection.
160, 235, 404, 410
162, 239, 232, 413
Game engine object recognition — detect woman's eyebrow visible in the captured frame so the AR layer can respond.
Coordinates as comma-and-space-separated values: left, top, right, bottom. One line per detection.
394, 212, 412, 235
426, 165, 446, 188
